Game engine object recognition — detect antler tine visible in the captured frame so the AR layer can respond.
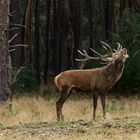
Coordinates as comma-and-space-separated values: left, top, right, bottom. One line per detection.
102, 45, 108, 51
101, 41, 113, 54
116, 43, 122, 52
77, 50, 86, 56
90, 47, 114, 62
113, 48, 117, 51
90, 48, 102, 57
100, 61, 109, 65
75, 45, 114, 69
83, 49, 88, 55
78, 50, 84, 55
75, 49, 100, 62
90, 48, 113, 62
75, 49, 101, 69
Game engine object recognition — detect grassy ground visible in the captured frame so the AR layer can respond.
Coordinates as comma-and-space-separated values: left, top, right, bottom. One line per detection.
0, 89, 140, 140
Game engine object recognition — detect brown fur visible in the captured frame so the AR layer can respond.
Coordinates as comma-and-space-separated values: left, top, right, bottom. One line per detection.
54, 49, 128, 121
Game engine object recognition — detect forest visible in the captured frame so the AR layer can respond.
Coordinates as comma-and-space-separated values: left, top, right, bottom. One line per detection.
0, 0, 140, 139
7, 0, 140, 93
0, 0, 139, 93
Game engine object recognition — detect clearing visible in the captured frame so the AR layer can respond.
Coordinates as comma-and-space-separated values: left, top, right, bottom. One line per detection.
0, 92, 140, 140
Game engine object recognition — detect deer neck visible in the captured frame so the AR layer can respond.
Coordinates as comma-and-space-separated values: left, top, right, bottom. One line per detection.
104, 60, 125, 82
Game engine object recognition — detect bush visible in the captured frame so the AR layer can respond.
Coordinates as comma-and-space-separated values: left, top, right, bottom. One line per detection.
12, 66, 37, 92
112, 9, 140, 92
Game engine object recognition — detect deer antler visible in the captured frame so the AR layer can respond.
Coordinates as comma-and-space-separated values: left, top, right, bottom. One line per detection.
116, 43, 122, 52
75, 49, 101, 69
100, 41, 113, 56
75, 42, 120, 68
90, 48, 103, 57
75, 49, 101, 62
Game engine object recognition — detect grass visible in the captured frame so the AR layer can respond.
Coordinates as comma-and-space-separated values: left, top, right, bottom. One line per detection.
0, 89, 140, 139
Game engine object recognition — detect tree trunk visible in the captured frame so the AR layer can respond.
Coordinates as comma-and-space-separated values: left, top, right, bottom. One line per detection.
59, 0, 69, 71
128, 0, 140, 12
0, 0, 12, 102
52, 0, 70, 74
9, 0, 22, 68
52, 0, 61, 75
23, 0, 32, 64
34, 0, 40, 84
120, 0, 125, 17
104, 0, 115, 40
69, 0, 82, 68
44, 0, 51, 83
111, 0, 115, 33
87, 0, 93, 49
100, 0, 106, 40
87, 0, 98, 50
105, 0, 110, 39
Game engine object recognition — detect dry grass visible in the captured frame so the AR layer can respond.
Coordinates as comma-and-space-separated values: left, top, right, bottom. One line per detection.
54, 132, 140, 140
0, 93, 140, 126
0, 91, 140, 139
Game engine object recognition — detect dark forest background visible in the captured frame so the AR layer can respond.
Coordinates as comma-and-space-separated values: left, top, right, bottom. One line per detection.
9, 0, 140, 93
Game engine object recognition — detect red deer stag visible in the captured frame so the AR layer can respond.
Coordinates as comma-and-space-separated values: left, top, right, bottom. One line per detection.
54, 42, 129, 121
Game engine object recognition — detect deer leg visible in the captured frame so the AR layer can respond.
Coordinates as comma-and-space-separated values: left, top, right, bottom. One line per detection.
92, 94, 99, 120
56, 96, 63, 122
100, 94, 106, 119
56, 86, 72, 121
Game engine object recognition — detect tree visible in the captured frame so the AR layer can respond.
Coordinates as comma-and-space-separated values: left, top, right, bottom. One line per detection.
69, 0, 82, 67
58, 0, 69, 71
23, 0, 32, 64
104, 0, 115, 40
44, 0, 51, 83
0, 0, 12, 102
86, 0, 97, 49
51, 0, 70, 75
120, 0, 125, 17
9, 0, 22, 68
51, 0, 60, 75
87, 0, 93, 49
34, 0, 40, 84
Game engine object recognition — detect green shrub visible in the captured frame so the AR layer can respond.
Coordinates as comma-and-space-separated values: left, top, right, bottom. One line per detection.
12, 66, 37, 92
112, 9, 140, 92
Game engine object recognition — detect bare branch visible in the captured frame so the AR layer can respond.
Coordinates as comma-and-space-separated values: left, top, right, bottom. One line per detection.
133, 49, 140, 57
9, 44, 28, 48
9, 49, 16, 52
12, 67, 26, 85
8, 27, 20, 31
9, 23, 26, 28
8, 33, 19, 44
